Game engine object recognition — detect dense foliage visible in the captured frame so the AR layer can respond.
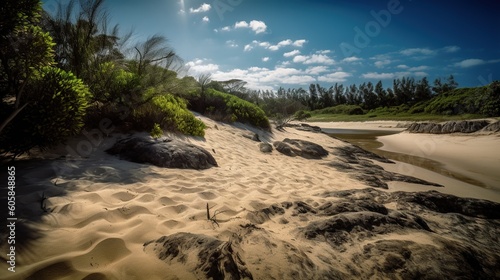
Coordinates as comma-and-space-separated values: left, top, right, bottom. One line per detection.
189, 89, 270, 129
0, 67, 90, 155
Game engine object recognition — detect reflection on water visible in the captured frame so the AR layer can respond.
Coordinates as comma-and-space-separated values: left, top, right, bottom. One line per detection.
323, 128, 486, 188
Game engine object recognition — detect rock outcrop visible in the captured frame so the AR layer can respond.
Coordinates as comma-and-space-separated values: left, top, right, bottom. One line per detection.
145, 189, 500, 279
407, 120, 490, 134
330, 145, 442, 189
273, 138, 328, 159
481, 120, 500, 133
258, 142, 273, 153
106, 137, 217, 169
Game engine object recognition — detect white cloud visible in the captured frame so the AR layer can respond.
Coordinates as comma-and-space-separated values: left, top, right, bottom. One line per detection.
408, 65, 429, 71
258, 41, 271, 48
316, 50, 331, 54
396, 64, 409, 69
318, 72, 351, 83
202, 16, 210, 22
262, 57, 270, 62
361, 72, 395, 79
374, 59, 391, 68
342, 56, 362, 63
284, 50, 301, 57
400, 48, 436, 56
234, 20, 267, 34
234, 21, 249, 28
190, 3, 211, 13
305, 66, 329, 75
226, 40, 238, 48
293, 54, 335, 65
249, 20, 267, 34
269, 39, 292, 51
221, 26, 231, 31
243, 44, 253, 52
442, 46, 460, 53
454, 58, 485, 68
186, 59, 219, 75
293, 39, 308, 47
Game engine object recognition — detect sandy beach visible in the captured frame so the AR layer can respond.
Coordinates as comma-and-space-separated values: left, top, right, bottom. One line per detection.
378, 132, 500, 193
1, 117, 499, 279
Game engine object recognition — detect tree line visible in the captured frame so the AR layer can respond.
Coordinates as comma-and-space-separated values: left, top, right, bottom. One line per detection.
245, 75, 459, 115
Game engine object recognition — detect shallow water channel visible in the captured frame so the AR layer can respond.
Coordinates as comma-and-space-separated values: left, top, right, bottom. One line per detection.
323, 128, 486, 188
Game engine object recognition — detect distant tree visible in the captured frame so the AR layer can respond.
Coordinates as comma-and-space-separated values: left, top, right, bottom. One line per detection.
375, 81, 388, 107
333, 83, 346, 105
433, 75, 458, 95
415, 77, 432, 103
308, 83, 318, 110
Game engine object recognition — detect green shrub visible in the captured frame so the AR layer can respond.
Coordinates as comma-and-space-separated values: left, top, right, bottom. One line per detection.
150, 123, 163, 138
0, 67, 90, 156
192, 89, 270, 129
132, 94, 206, 137
294, 110, 312, 120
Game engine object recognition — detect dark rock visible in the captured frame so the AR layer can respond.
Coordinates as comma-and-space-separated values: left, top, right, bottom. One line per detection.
106, 137, 217, 170
296, 123, 323, 133
144, 233, 253, 280
259, 143, 273, 153
246, 204, 285, 224
274, 138, 328, 159
302, 211, 431, 240
330, 145, 442, 189
481, 120, 500, 132
332, 145, 394, 164
242, 133, 260, 142
407, 120, 490, 134
398, 190, 500, 219
273, 141, 294, 156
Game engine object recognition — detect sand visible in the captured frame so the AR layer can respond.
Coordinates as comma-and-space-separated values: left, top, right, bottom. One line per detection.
378, 132, 500, 193
0, 117, 499, 279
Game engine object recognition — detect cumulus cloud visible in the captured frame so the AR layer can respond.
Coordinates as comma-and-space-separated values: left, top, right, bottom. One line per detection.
454, 58, 485, 68
293, 54, 335, 65
305, 66, 329, 75
318, 72, 351, 83
342, 56, 362, 63
374, 59, 391, 68
293, 39, 308, 47
202, 16, 209, 22
190, 3, 211, 13
396, 64, 409, 69
234, 20, 267, 34
400, 48, 436, 56
361, 72, 395, 79
186, 59, 219, 75
442, 46, 460, 53
284, 50, 301, 57
262, 57, 270, 62
408, 65, 429, 71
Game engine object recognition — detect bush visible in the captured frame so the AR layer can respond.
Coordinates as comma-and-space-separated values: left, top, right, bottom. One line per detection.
0, 67, 90, 156
294, 110, 312, 121
132, 94, 206, 137
189, 89, 270, 129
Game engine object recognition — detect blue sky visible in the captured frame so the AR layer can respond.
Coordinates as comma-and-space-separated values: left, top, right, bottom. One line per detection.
44, 0, 500, 91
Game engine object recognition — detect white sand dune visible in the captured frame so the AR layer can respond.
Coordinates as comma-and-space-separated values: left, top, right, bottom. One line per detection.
1, 117, 499, 279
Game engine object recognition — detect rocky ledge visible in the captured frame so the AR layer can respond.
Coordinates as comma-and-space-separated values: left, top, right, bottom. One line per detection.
406, 120, 494, 134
